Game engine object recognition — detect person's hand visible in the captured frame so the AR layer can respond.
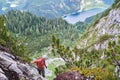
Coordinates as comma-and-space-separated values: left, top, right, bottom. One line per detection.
31, 61, 35, 64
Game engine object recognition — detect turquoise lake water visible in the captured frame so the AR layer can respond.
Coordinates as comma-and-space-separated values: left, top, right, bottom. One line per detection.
63, 8, 106, 24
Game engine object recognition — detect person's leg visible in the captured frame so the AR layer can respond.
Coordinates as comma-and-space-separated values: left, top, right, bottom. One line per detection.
37, 68, 42, 75
41, 68, 45, 77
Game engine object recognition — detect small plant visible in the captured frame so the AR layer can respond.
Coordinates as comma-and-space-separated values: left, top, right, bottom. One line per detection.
69, 66, 117, 80
97, 34, 114, 43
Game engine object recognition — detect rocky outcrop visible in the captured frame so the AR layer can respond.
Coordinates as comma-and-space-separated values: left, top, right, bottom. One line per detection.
54, 71, 89, 80
0, 50, 44, 80
79, 8, 120, 50
0, 68, 8, 80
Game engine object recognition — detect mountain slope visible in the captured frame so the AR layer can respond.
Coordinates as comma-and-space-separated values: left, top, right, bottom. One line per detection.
79, 1, 120, 49
0, 16, 44, 80
5, 10, 84, 54
6, 10, 73, 36
52, 0, 120, 79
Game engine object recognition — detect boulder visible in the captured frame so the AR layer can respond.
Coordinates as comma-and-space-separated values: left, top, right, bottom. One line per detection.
0, 68, 8, 80
54, 71, 88, 80
0, 50, 44, 80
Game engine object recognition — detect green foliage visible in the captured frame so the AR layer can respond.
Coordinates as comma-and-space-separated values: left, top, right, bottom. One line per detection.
52, 35, 74, 65
70, 67, 117, 80
6, 10, 73, 36
0, 16, 30, 62
74, 22, 88, 33
52, 35, 119, 79
97, 34, 114, 43
0, 16, 7, 46
105, 38, 120, 63
55, 65, 67, 75
5, 10, 83, 54
112, 0, 120, 8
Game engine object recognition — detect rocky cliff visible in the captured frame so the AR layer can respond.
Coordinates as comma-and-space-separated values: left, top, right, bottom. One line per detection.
79, 5, 120, 50
0, 45, 44, 80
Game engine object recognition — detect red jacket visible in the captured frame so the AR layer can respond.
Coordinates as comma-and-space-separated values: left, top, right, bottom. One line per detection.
34, 57, 46, 68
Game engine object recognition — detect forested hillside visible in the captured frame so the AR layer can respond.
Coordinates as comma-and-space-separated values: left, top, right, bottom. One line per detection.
6, 10, 73, 36
5, 10, 87, 54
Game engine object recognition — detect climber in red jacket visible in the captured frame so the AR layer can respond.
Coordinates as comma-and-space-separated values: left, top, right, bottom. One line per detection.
31, 56, 47, 77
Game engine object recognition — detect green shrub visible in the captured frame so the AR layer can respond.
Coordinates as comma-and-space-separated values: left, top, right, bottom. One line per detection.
70, 67, 117, 80
98, 34, 114, 43
0, 16, 31, 62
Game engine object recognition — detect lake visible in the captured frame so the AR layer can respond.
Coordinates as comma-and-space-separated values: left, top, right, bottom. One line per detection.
103, 0, 114, 5
63, 8, 107, 24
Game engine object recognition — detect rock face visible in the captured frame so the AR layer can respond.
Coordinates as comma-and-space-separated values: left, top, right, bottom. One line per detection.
79, 7, 120, 50
54, 71, 88, 80
0, 50, 43, 80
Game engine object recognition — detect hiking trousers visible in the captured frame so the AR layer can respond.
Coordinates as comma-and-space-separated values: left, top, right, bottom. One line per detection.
37, 68, 45, 77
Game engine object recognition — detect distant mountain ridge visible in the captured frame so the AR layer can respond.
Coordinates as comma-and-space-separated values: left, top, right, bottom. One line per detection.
0, 0, 114, 18
0, 0, 80, 18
